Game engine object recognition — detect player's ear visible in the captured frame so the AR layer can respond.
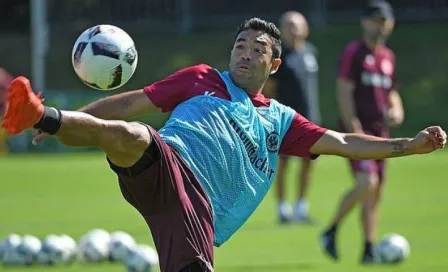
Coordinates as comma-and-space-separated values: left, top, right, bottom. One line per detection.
270, 58, 282, 75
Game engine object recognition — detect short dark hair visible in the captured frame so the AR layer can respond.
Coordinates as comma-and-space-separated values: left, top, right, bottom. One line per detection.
235, 17, 282, 59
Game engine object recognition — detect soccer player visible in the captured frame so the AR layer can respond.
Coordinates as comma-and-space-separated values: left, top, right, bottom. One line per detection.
320, 1, 405, 264
3, 18, 445, 272
271, 11, 321, 224
0, 67, 13, 156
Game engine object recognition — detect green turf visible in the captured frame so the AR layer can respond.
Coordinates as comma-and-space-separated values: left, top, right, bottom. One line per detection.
0, 151, 447, 271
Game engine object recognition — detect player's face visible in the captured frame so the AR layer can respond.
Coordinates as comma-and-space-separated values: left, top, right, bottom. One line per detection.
229, 30, 281, 93
281, 13, 309, 45
362, 16, 395, 41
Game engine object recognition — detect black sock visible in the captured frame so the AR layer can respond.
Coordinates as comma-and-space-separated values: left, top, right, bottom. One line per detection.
364, 241, 373, 257
327, 223, 338, 235
33, 107, 62, 135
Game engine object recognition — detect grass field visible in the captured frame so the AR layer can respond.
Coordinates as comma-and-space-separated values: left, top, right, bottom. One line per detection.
1, 151, 447, 271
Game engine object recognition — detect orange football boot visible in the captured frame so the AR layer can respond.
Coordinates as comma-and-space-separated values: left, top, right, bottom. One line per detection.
1, 76, 45, 135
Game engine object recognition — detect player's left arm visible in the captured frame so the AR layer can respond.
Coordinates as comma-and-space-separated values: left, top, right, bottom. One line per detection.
309, 128, 446, 159
387, 89, 404, 127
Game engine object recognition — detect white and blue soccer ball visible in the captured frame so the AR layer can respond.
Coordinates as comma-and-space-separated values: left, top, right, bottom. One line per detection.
77, 229, 111, 263
72, 24, 138, 91
0, 234, 23, 266
0, 234, 41, 266
109, 231, 136, 262
0, 234, 21, 260
37, 234, 77, 265
14, 235, 42, 265
125, 244, 158, 272
375, 233, 410, 264
59, 234, 78, 262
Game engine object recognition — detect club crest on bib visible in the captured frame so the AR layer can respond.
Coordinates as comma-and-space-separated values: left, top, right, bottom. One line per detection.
266, 131, 280, 153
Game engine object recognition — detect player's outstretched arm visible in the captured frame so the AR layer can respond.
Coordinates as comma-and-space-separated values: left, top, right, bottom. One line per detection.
78, 89, 158, 120
32, 89, 157, 144
309, 127, 446, 159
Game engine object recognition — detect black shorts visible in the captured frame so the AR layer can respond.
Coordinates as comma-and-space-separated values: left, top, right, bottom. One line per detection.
107, 125, 214, 272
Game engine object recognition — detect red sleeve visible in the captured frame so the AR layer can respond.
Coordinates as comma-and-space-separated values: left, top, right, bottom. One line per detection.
279, 113, 327, 159
143, 64, 211, 112
338, 42, 359, 81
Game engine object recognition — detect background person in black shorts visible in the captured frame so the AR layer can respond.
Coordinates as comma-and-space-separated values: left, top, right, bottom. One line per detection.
270, 11, 321, 224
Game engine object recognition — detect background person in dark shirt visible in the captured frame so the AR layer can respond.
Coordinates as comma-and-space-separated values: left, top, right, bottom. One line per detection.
270, 11, 321, 224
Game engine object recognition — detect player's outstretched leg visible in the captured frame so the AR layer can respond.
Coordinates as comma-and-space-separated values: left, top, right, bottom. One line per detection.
2, 76, 150, 167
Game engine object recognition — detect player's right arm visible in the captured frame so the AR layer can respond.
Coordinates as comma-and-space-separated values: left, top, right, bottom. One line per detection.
32, 64, 211, 143
32, 89, 154, 144
77, 89, 157, 120
78, 65, 208, 119
337, 43, 363, 133
81, 64, 217, 119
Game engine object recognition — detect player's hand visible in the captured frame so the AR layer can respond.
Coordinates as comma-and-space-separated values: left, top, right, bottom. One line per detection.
31, 128, 50, 145
411, 126, 446, 154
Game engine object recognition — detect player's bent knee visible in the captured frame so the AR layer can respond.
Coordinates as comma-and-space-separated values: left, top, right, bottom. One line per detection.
101, 121, 152, 168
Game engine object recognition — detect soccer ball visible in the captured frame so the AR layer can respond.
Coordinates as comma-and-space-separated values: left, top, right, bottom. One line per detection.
375, 234, 410, 264
59, 234, 77, 262
0, 234, 21, 260
109, 231, 136, 262
0, 234, 23, 265
72, 24, 138, 91
14, 235, 42, 265
59, 234, 78, 262
125, 244, 158, 272
77, 229, 111, 263
37, 234, 77, 265
1, 234, 41, 266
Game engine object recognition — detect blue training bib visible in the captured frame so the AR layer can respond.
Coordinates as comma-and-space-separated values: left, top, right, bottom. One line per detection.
159, 70, 295, 246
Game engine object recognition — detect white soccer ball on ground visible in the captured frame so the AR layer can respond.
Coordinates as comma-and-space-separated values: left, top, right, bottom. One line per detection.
72, 24, 138, 91
109, 231, 136, 262
375, 233, 410, 264
14, 235, 42, 265
59, 234, 78, 262
0, 234, 23, 266
125, 244, 159, 272
77, 229, 111, 263
37, 235, 68, 265
0, 234, 21, 259
38, 234, 78, 265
